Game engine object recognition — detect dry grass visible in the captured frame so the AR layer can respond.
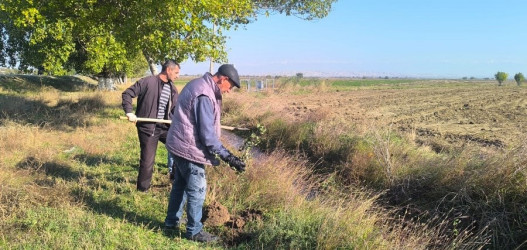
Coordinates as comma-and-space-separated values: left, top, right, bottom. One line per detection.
208, 151, 313, 212
0, 76, 195, 248
207, 148, 454, 249
256, 109, 526, 248
220, 81, 527, 248
4, 75, 520, 248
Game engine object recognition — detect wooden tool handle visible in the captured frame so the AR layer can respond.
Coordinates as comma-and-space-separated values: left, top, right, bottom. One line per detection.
119, 116, 249, 131
119, 116, 172, 124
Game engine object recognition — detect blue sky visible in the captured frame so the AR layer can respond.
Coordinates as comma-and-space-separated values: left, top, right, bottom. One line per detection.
181, 0, 527, 78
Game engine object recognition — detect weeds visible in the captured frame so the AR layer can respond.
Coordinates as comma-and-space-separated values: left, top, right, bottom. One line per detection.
253, 110, 527, 248
368, 123, 397, 186
3, 75, 519, 249
238, 124, 266, 161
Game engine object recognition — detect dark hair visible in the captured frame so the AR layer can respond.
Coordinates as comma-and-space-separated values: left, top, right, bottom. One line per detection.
161, 59, 180, 72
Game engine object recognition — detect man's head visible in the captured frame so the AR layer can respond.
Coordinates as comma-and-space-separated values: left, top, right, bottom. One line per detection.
161, 59, 181, 82
214, 64, 240, 93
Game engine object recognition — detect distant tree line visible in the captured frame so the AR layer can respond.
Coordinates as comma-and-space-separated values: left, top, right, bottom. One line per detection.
494, 71, 525, 86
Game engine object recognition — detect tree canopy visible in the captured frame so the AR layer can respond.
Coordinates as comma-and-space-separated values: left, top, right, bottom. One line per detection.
495, 71, 508, 86
0, 0, 337, 76
514, 72, 524, 86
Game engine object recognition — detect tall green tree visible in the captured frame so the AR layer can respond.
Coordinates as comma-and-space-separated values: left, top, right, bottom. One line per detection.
495, 71, 508, 86
254, 0, 336, 20
514, 72, 524, 86
0, 0, 337, 76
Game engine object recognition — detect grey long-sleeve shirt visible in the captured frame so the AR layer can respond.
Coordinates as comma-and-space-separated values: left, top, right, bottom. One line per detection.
195, 95, 230, 159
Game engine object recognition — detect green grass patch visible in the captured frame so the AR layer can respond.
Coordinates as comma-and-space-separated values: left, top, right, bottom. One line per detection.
2, 75, 501, 249
3, 206, 194, 249
252, 112, 527, 248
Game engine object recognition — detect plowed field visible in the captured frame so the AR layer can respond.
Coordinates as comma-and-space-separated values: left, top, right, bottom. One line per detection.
230, 79, 527, 150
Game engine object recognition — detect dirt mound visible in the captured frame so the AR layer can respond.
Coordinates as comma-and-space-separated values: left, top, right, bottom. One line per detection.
224, 209, 263, 245
202, 200, 231, 226
226, 209, 263, 229
203, 201, 263, 228
202, 200, 263, 245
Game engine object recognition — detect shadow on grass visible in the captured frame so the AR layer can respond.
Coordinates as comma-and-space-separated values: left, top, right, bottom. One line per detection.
15, 155, 126, 183
71, 188, 164, 227
0, 75, 97, 93
15, 156, 176, 235
16, 156, 82, 181
73, 153, 127, 168
73, 153, 138, 184
0, 93, 120, 130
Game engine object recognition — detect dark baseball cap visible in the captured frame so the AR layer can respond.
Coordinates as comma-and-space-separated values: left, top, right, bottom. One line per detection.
217, 64, 240, 88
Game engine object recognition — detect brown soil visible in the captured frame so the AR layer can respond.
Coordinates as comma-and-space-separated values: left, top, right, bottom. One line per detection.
202, 200, 230, 226
202, 200, 263, 245
228, 80, 527, 150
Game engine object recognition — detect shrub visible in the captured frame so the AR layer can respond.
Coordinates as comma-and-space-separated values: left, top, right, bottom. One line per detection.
514, 72, 524, 86
495, 71, 508, 86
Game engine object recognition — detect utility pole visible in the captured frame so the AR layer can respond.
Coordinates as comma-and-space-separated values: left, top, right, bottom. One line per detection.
209, 22, 216, 73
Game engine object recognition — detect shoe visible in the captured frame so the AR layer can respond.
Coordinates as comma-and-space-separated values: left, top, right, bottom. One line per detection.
165, 217, 187, 230
188, 230, 219, 243
165, 224, 177, 230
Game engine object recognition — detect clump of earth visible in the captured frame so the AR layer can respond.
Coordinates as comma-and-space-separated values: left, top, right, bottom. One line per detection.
202, 200, 263, 245
202, 200, 231, 226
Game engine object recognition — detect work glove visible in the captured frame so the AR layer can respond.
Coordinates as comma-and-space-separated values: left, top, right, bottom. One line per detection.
220, 152, 246, 173
126, 113, 137, 122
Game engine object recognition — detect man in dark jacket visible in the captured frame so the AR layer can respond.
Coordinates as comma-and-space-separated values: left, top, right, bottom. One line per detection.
122, 59, 180, 192
164, 64, 246, 243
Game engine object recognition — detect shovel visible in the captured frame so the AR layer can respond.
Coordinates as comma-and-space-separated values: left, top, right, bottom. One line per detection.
119, 116, 249, 131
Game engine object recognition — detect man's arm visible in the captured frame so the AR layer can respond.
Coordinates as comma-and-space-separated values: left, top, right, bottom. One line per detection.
195, 96, 245, 172
121, 79, 143, 114
195, 95, 229, 158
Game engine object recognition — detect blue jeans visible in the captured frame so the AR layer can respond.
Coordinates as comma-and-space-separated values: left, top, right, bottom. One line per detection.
167, 151, 175, 174
165, 155, 206, 237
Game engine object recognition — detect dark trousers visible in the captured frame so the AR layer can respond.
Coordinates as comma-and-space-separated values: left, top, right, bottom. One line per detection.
137, 124, 168, 191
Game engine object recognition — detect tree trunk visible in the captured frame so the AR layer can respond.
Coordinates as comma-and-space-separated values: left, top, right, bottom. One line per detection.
143, 50, 157, 75
97, 67, 116, 90
148, 61, 157, 75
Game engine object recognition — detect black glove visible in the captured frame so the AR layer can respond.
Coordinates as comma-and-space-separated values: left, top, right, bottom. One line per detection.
221, 153, 246, 172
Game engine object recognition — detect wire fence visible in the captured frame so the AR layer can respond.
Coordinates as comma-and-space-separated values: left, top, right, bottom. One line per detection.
242, 78, 276, 92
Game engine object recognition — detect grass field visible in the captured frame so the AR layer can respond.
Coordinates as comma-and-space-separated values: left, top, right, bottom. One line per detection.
227, 77, 527, 248
1, 75, 525, 249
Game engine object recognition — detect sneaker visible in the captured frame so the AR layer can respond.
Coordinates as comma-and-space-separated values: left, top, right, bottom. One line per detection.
188, 230, 219, 243
165, 217, 187, 230
164, 224, 178, 230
